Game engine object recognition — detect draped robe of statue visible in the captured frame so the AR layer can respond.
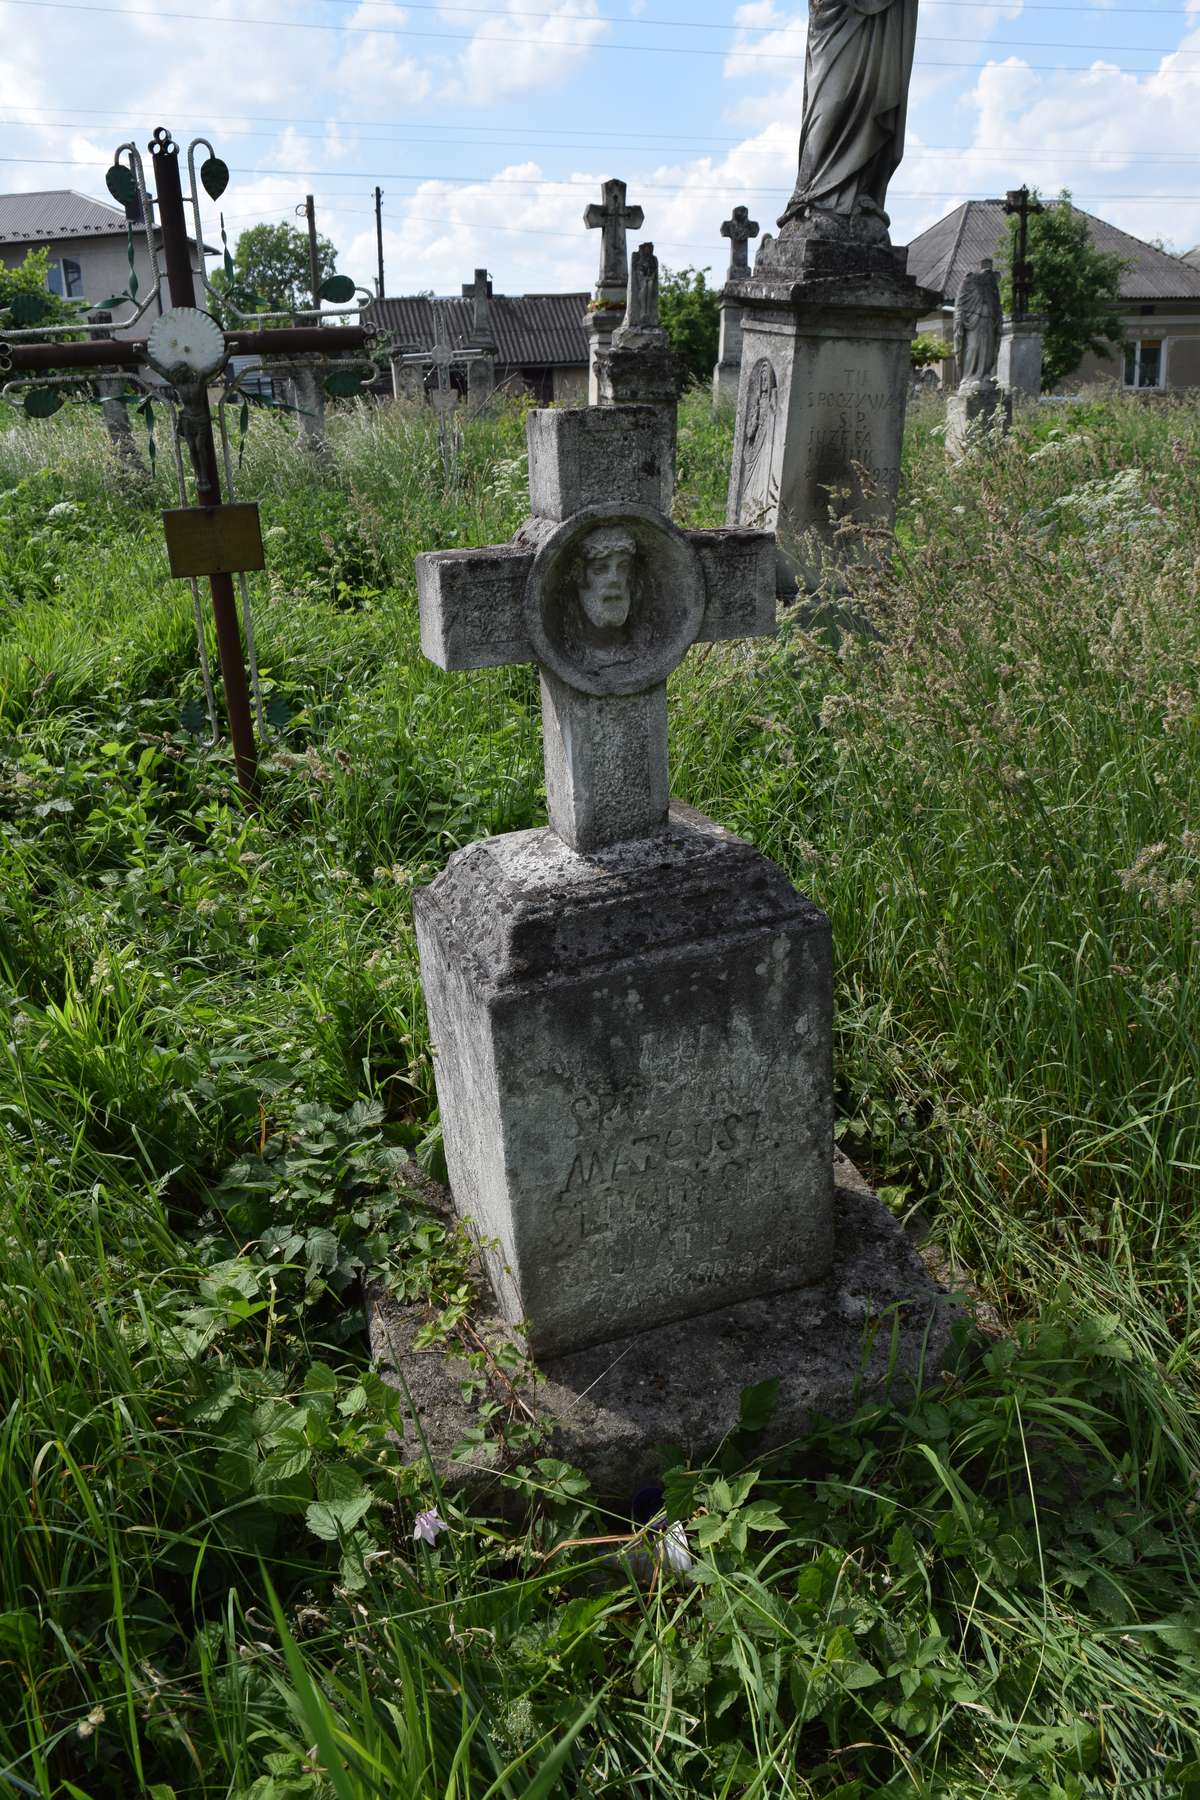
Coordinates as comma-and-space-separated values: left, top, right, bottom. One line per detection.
780, 0, 919, 236
953, 264, 1003, 388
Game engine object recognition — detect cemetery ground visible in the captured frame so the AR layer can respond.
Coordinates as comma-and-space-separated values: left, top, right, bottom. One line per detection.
0, 386, 1198, 1800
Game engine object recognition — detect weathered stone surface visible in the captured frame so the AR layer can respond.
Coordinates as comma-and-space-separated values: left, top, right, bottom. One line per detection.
945, 380, 1012, 460
953, 260, 1003, 388
713, 292, 747, 411
413, 803, 834, 1356
367, 1150, 959, 1499
727, 262, 931, 592
527, 406, 672, 519
999, 315, 1046, 400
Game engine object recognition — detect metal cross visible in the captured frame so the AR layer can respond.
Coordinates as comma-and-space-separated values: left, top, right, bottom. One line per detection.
398, 301, 487, 479
1004, 186, 1046, 321
583, 179, 645, 294
0, 126, 376, 796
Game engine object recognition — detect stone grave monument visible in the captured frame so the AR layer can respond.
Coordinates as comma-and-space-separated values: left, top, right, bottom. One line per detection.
712, 205, 759, 411
371, 252, 952, 1495
946, 258, 1012, 459
582, 177, 644, 406
461, 267, 496, 407
999, 315, 1047, 401
594, 241, 678, 510
726, 0, 935, 595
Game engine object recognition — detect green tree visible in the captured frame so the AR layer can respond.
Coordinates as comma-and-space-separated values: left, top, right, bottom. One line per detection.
911, 331, 948, 370
659, 265, 720, 389
0, 247, 79, 332
212, 221, 339, 317
999, 189, 1127, 390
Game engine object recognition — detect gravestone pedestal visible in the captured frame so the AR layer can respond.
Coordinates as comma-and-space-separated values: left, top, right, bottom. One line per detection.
999, 315, 1046, 401
712, 291, 746, 410
288, 361, 328, 454
945, 379, 1012, 460
727, 231, 934, 595
414, 805, 833, 1356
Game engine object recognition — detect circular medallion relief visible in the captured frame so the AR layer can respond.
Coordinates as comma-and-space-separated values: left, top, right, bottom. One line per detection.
523, 502, 705, 698
146, 307, 226, 384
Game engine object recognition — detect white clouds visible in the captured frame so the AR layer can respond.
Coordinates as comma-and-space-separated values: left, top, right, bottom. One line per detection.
439, 0, 609, 107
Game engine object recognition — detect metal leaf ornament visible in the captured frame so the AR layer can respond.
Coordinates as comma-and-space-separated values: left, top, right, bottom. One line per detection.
324, 367, 365, 398
320, 275, 356, 304
200, 157, 230, 201
9, 292, 49, 325
105, 163, 138, 208
24, 388, 63, 418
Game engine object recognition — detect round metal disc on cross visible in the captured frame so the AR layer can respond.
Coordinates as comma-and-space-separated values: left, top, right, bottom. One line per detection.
147, 307, 227, 384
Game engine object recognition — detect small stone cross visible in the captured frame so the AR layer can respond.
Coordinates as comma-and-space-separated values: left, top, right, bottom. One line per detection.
584, 178, 645, 294
399, 301, 485, 474
416, 405, 775, 853
721, 205, 760, 281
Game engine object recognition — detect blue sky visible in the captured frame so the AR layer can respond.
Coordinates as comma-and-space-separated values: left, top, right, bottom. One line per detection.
3, 0, 1200, 298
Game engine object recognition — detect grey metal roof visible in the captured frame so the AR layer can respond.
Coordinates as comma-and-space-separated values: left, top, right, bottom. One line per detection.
905, 200, 1200, 304
1184, 246, 1200, 271
0, 189, 145, 244
369, 291, 589, 368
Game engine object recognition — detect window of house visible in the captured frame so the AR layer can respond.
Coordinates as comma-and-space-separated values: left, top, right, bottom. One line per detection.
46, 258, 84, 299
1124, 339, 1163, 389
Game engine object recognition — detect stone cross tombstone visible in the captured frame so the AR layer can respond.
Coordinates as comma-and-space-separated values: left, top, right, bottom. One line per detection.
713, 205, 760, 410
411, 301, 837, 1359
593, 242, 678, 511
946, 258, 1011, 460
461, 267, 496, 406
726, 0, 935, 594
582, 177, 644, 405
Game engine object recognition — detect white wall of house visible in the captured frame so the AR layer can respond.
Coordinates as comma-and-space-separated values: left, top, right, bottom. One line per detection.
1, 230, 207, 338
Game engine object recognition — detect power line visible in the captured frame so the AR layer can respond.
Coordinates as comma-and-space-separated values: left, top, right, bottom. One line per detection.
5, 152, 1198, 202
9, 109, 1200, 165
6, 0, 1200, 68
304, 0, 1200, 24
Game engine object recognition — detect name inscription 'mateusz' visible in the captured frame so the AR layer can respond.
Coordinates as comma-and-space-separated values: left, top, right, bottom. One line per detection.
543, 1069, 810, 1309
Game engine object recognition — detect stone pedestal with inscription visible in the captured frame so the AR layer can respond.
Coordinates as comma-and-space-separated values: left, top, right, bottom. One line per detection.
998, 315, 1046, 402
727, 231, 935, 595
415, 805, 833, 1355
945, 379, 1012, 460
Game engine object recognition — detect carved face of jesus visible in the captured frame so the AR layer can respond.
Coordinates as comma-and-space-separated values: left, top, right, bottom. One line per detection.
578, 528, 636, 632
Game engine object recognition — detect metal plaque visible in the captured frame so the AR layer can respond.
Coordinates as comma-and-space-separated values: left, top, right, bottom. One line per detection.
162, 503, 266, 579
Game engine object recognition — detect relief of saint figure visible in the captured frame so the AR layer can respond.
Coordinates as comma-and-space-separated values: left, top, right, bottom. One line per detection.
954, 258, 1003, 389
737, 359, 779, 528
565, 524, 640, 664
780, 0, 919, 243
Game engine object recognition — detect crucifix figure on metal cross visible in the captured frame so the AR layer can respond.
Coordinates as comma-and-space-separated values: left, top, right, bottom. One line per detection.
1004, 186, 1046, 321
414, 250, 775, 854
721, 205, 760, 282
398, 300, 487, 479
0, 126, 379, 796
583, 178, 645, 295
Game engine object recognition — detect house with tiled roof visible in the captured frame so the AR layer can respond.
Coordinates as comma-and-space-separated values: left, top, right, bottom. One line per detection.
0, 189, 206, 335
369, 290, 589, 405
904, 199, 1200, 391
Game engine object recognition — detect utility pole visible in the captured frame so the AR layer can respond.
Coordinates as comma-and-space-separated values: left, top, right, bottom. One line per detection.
375, 186, 385, 298
302, 192, 320, 313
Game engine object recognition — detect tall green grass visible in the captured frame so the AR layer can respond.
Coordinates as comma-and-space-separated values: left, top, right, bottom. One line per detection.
0, 388, 1197, 1797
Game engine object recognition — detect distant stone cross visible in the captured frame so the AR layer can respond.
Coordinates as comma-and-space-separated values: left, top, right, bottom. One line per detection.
584, 178, 645, 293
416, 406, 774, 851
461, 267, 494, 339
399, 301, 485, 474
721, 205, 760, 281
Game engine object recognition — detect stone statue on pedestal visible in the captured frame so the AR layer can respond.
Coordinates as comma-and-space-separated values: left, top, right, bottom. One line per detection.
779, 0, 920, 246
954, 259, 1003, 389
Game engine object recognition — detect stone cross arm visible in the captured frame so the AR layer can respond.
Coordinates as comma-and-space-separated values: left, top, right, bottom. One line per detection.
721, 206, 760, 279
416, 514, 774, 853
417, 525, 774, 673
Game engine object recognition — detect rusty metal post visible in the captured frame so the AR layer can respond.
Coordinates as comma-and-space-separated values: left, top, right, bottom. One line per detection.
304, 194, 320, 314
149, 125, 258, 797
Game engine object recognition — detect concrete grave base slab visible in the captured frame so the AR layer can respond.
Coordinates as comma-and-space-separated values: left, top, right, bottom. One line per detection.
367, 1152, 958, 1502
945, 382, 1013, 461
